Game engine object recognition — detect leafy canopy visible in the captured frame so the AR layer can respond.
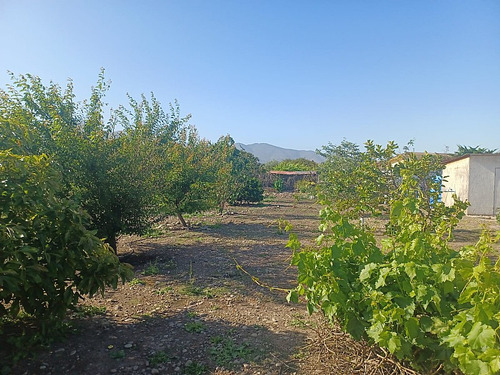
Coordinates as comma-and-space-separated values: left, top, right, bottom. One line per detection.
455, 144, 497, 155
0, 71, 155, 252
265, 158, 317, 172
0, 150, 132, 331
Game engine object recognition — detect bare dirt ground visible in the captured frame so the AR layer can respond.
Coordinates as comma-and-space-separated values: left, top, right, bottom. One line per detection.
7, 193, 500, 375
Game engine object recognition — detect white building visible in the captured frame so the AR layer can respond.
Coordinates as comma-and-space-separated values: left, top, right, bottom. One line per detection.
442, 154, 500, 216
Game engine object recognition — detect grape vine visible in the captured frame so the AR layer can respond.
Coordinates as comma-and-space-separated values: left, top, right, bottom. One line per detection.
287, 149, 500, 374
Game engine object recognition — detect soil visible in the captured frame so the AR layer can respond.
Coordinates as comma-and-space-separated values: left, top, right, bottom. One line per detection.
7, 193, 500, 375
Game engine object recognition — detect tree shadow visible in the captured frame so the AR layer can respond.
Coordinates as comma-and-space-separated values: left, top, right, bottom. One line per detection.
10, 307, 307, 375
116, 239, 296, 305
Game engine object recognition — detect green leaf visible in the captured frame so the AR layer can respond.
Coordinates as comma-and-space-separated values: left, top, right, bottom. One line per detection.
287, 290, 298, 304
403, 262, 416, 280
346, 313, 365, 340
467, 322, 496, 352
306, 301, 316, 315
375, 267, 391, 289
404, 317, 419, 339
420, 316, 434, 332
359, 263, 377, 282
464, 359, 489, 375
391, 201, 403, 220
388, 333, 402, 354
478, 348, 500, 373
442, 330, 465, 348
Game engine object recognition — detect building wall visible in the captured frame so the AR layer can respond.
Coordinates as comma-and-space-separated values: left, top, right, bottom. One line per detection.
442, 157, 470, 208
468, 155, 500, 216
442, 154, 500, 216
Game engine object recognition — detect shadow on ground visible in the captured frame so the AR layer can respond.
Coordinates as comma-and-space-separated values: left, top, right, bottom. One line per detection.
10, 308, 307, 375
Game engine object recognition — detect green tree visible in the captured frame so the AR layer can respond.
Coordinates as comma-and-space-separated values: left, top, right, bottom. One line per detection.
210, 135, 239, 214
234, 177, 264, 203
317, 140, 400, 218
455, 144, 497, 155
316, 139, 362, 213
0, 72, 155, 253
0, 150, 132, 332
157, 128, 213, 227
265, 158, 317, 172
230, 149, 264, 204
210, 136, 264, 212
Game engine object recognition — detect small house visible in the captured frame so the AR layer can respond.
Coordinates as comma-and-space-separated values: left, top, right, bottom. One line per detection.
441, 154, 500, 216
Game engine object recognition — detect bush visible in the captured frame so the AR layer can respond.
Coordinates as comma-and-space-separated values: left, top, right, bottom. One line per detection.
0, 151, 133, 332
288, 149, 500, 374
273, 178, 284, 193
294, 179, 316, 195
1, 73, 158, 253
265, 158, 317, 172
234, 177, 264, 204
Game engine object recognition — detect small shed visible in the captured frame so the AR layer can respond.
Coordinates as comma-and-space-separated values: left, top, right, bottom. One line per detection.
441, 154, 500, 216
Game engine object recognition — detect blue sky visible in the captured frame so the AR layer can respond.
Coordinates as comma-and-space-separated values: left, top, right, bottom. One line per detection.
1, 1, 499, 153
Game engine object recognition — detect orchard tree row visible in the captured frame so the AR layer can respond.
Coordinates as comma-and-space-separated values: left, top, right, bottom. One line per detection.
0, 71, 263, 333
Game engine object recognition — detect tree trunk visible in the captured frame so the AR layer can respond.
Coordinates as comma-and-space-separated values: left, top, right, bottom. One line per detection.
106, 232, 118, 255
177, 212, 188, 228
218, 201, 225, 215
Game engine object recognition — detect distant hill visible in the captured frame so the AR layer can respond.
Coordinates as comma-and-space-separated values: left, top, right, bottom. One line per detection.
235, 143, 325, 164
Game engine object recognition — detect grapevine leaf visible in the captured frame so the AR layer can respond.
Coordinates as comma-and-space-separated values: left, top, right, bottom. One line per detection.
467, 322, 496, 352
442, 330, 465, 348
375, 267, 390, 289
458, 281, 478, 304
359, 263, 377, 282
367, 321, 384, 341
391, 201, 403, 220
464, 360, 489, 375
478, 348, 500, 373
346, 313, 366, 340
403, 262, 416, 280
306, 301, 316, 315
404, 317, 419, 339
287, 290, 298, 304
419, 316, 434, 333
388, 333, 402, 355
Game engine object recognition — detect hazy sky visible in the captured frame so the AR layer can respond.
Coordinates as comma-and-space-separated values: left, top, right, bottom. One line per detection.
1, 1, 499, 153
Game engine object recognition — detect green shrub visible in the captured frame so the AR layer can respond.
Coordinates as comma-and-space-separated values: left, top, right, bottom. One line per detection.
273, 178, 284, 193
149, 350, 171, 366
234, 177, 264, 204
0, 151, 133, 333
294, 180, 316, 195
288, 151, 500, 374
142, 260, 161, 276
266, 158, 317, 172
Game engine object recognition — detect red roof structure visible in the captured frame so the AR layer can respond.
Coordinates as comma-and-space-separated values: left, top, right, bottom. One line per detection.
269, 170, 317, 176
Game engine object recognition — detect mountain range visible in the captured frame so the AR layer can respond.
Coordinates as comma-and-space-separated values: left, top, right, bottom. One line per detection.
235, 143, 325, 164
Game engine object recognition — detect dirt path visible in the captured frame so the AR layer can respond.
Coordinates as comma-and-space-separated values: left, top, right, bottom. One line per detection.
10, 193, 500, 375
